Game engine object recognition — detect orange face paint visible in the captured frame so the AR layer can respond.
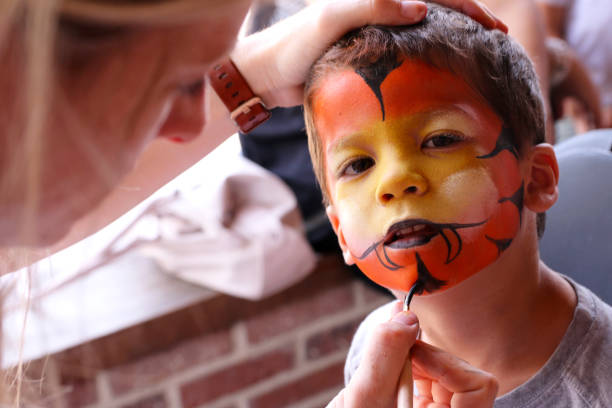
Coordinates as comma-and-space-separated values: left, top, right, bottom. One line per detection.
313, 59, 523, 294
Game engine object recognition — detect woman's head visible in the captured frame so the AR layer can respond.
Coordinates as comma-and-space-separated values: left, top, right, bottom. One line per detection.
0, 0, 251, 246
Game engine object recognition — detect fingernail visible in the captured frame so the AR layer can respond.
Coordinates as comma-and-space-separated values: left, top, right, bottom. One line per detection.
480, 4, 504, 31
392, 311, 418, 327
483, 9, 497, 28
497, 19, 509, 34
400, 1, 427, 19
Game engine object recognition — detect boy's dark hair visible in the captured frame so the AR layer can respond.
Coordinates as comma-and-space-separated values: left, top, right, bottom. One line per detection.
303, 3, 547, 237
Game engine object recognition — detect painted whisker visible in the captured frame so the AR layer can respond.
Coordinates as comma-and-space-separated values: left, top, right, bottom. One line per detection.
356, 218, 487, 272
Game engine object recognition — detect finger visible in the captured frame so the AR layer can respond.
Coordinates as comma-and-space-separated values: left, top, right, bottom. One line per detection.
414, 395, 450, 408
431, 380, 453, 404
397, 354, 414, 408
414, 399, 450, 408
320, 0, 428, 32
411, 341, 498, 408
415, 395, 437, 408
390, 299, 403, 315
414, 378, 433, 399
414, 378, 452, 407
327, 389, 345, 407
414, 395, 430, 408
431, 0, 508, 33
345, 311, 420, 406
477, 1, 509, 33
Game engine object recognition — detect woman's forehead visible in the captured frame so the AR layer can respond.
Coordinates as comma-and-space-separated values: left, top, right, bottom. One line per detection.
60, 0, 253, 25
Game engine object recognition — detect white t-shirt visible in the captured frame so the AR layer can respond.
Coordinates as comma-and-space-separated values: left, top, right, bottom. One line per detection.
345, 278, 612, 407
538, 0, 612, 106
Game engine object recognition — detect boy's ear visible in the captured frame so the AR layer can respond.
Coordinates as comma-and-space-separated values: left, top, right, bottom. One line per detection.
326, 205, 356, 265
524, 143, 559, 213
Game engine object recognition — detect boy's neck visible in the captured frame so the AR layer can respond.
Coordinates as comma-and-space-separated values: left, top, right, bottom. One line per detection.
409, 230, 577, 396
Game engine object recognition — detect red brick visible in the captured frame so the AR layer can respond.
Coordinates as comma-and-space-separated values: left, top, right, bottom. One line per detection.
32, 256, 353, 378
108, 330, 232, 396
64, 379, 98, 407
121, 393, 167, 408
306, 319, 363, 360
246, 284, 354, 344
180, 346, 295, 408
10, 362, 97, 407
249, 361, 344, 408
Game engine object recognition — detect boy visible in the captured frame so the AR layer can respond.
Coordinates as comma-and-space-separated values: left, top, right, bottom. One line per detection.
304, 3, 612, 407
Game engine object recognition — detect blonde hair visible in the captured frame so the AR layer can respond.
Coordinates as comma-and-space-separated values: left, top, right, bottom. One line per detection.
0, 0, 246, 404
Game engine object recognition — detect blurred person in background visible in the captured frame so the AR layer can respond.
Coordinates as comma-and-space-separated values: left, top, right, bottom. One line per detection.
0, 0, 507, 405
537, 0, 610, 134
481, 0, 556, 142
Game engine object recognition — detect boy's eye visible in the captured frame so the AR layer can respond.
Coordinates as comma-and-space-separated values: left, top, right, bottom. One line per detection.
422, 133, 464, 148
342, 157, 375, 176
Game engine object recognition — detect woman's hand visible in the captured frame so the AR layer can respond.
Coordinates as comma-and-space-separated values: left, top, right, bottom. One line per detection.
327, 306, 498, 407
328, 310, 421, 407
412, 341, 498, 408
233, 0, 507, 108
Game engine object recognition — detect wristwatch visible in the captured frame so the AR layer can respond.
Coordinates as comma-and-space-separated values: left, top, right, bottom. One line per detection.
207, 59, 272, 134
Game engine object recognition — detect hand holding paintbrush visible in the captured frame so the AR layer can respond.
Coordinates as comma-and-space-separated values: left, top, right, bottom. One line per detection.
325, 283, 496, 408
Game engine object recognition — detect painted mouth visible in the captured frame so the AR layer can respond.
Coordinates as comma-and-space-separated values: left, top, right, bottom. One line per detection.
383, 219, 440, 249
356, 217, 488, 270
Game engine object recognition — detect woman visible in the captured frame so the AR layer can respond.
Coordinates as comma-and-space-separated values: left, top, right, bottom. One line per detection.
0, 0, 505, 405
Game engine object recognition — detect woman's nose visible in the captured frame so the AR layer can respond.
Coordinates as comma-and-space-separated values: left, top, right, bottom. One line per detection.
376, 166, 428, 205
158, 82, 206, 143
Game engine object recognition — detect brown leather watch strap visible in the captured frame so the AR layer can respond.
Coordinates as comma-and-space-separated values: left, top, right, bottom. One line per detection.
207, 59, 271, 134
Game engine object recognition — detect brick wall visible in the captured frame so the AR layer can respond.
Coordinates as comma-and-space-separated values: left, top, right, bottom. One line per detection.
22, 255, 393, 408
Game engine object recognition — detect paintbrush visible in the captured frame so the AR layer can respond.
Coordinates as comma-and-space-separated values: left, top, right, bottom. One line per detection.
397, 283, 419, 408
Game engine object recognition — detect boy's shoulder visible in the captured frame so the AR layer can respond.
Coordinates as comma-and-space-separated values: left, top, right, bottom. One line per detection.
344, 279, 612, 407
497, 279, 612, 408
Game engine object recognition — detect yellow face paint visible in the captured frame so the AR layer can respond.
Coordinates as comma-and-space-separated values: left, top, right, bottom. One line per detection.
313, 59, 523, 294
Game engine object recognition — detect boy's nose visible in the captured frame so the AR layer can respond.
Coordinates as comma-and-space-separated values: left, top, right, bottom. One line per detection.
376, 170, 428, 205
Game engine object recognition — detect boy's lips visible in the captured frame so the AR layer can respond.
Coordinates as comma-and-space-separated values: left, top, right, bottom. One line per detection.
383, 219, 440, 249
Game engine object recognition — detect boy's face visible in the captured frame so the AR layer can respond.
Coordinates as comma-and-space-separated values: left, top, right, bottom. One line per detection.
313, 59, 525, 294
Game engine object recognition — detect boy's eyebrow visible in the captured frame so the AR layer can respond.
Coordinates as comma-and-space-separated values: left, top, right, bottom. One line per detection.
326, 130, 377, 157
326, 107, 478, 155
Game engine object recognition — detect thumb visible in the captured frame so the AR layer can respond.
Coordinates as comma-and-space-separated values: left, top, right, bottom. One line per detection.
345, 311, 419, 406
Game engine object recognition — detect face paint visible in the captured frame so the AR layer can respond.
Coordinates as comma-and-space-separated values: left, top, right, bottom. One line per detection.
313, 59, 523, 294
